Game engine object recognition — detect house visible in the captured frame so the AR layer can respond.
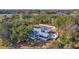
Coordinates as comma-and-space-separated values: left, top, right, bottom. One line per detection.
29, 24, 59, 41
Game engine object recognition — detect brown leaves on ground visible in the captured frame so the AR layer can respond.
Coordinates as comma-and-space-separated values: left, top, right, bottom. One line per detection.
20, 40, 54, 49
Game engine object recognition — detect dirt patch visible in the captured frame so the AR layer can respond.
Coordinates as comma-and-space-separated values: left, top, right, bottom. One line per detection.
20, 40, 54, 49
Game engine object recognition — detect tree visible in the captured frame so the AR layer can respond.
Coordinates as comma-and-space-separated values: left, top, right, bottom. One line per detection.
0, 14, 33, 48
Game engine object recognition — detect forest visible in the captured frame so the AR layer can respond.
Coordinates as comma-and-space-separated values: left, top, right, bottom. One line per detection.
0, 10, 79, 49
